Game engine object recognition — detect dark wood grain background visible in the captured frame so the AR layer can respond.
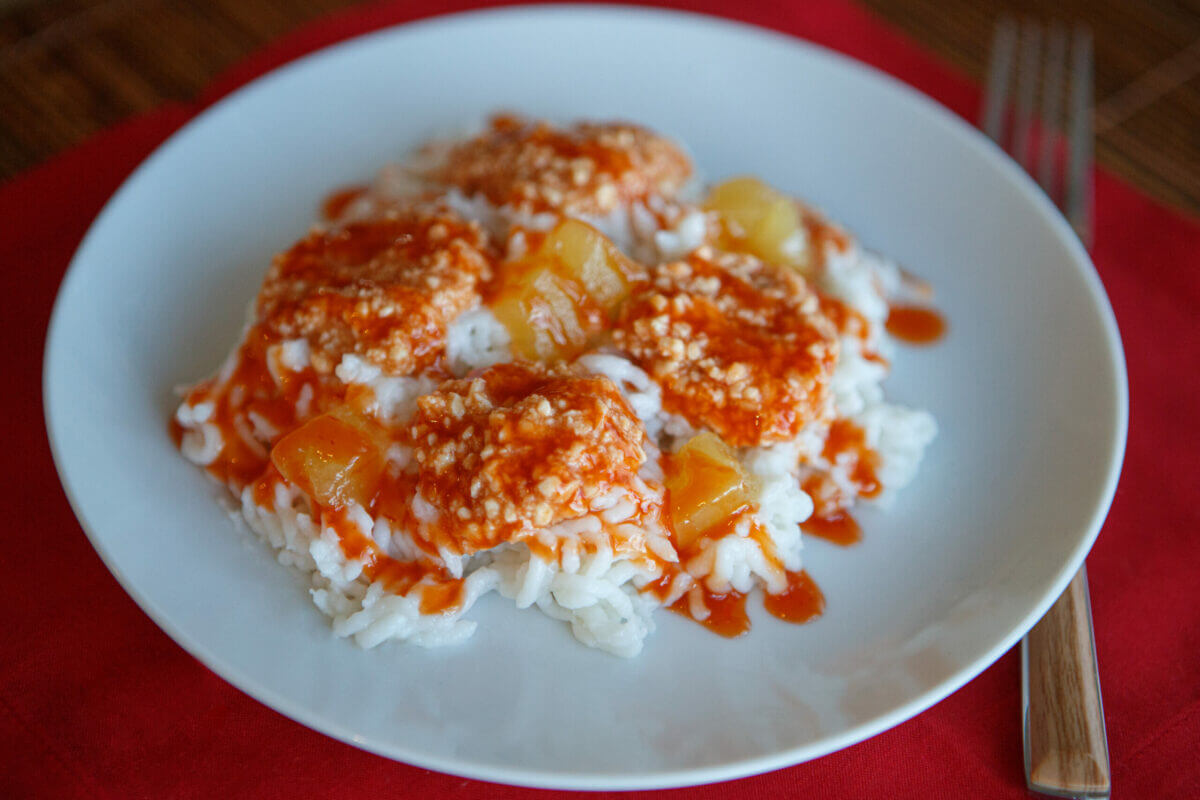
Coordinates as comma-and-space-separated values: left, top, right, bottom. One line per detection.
2, 0, 1198, 214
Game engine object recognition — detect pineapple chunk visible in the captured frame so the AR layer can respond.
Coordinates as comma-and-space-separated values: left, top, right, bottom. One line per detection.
492, 266, 596, 361
704, 177, 809, 270
542, 218, 633, 318
492, 219, 631, 361
664, 432, 760, 549
271, 411, 386, 509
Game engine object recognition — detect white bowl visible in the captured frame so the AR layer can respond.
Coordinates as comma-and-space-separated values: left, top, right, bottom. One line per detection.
43, 5, 1126, 790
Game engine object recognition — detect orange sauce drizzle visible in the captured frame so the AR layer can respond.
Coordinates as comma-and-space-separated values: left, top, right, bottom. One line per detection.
618, 254, 837, 447
185, 328, 319, 488
763, 570, 825, 624
320, 185, 368, 221
323, 507, 464, 614
886, 304, 946, 344
418, 580, 466, 615
801, 511, 862, 546
662, 570, 826, 637
823, 419, 882, 499
251, 466, 280, 511
369, 474, 416, 527
803, 213, 852, 257
669, 589, 751, 638
647, 550, 825, 638
861, 349, 890, 367
168, 419, 184, 448
817, 292, 870, 342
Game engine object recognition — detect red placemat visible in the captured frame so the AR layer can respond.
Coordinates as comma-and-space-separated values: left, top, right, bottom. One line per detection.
5, 1, 1199, 797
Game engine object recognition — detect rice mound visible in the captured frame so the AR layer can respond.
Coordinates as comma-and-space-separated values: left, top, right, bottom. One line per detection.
174, 115, 938, 657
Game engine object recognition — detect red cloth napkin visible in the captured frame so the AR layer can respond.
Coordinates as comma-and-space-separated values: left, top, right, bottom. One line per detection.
5, 1, 1199, 797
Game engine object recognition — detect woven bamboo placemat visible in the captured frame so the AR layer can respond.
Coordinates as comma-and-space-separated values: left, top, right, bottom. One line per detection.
2, 0, 1198, 214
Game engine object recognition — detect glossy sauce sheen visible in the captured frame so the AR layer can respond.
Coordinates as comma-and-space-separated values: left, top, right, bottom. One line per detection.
614, 253, 838, 447
886, 304, 946, 344
405, 362, 648, 555
256, 210, 492, 376
670, 589, 751, 638
823, 419, 882, 499
250, 466, 465, 613
323, 507, 464, 614
662, 436, 759, 550
658, 567, 825, 638
181, 328, 321, 488
801, 511, 862, 546
763, 570, 825, 624
817, 292, 870, 342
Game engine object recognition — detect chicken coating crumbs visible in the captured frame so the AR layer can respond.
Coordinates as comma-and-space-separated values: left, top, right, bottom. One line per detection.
614, 247, 839, 446
408, 362, 649, 553
257, 203, 495, 375
425, 114, 692, 216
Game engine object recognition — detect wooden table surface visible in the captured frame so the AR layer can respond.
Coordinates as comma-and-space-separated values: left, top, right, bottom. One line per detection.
1, 0, 1198, 214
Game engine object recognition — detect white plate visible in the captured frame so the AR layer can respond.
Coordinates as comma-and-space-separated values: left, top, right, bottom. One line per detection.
43, 5, 1127, 790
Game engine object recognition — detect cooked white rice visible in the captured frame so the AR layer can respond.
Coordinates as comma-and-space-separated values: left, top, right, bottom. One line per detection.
175, 126, 938, 658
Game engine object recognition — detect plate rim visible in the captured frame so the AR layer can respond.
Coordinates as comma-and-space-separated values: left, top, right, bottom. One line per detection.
42, 3, 1129, 790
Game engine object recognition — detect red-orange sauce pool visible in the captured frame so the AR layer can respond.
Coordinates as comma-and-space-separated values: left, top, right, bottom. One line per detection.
763, 570, 825, 624
886, 304, 946, 344
802, 512, 862, 546
670, 589, 751, 638
661, 569, 825, 637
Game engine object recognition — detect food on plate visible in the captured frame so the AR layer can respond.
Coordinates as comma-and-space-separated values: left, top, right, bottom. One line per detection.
173, 114, 942, 656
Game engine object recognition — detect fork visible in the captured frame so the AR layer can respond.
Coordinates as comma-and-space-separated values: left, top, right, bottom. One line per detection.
981, 20, 1111, 800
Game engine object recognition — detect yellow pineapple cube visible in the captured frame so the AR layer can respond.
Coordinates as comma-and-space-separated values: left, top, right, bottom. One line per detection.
664, 432, 760, 549
271, 411, 387, 509
705, 176, 809, 271
542, 218, 634, 318
492, 218, 633, 361
492, 265, 597, 362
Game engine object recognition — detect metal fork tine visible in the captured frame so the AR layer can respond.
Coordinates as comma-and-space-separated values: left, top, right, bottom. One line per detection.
1037, 25, 1068, 199
1066, 27, 1094, 246
1013, 22, 1042, 167
981, 18, 1017, 143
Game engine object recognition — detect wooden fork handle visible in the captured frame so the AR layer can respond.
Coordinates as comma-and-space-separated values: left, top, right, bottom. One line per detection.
1023, 566, 1111, 798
